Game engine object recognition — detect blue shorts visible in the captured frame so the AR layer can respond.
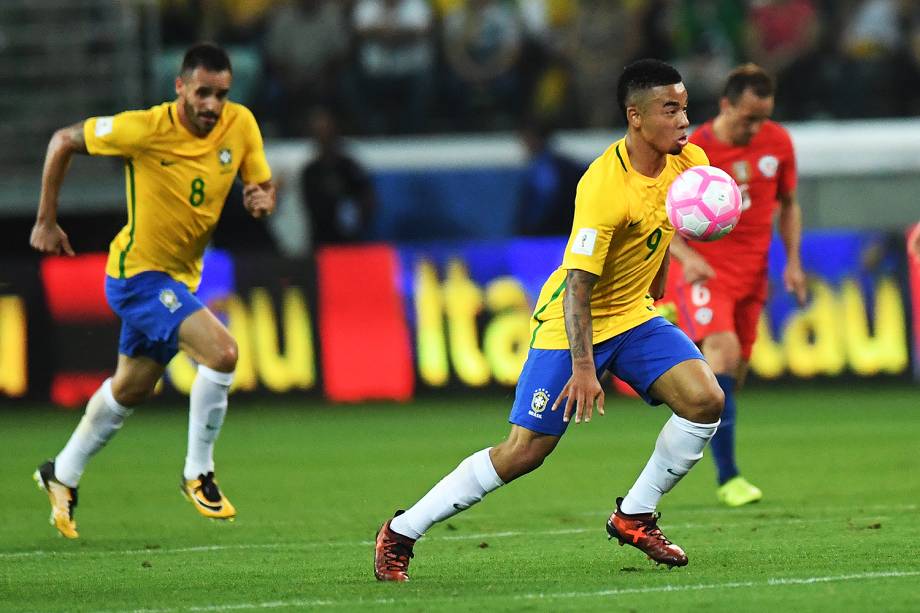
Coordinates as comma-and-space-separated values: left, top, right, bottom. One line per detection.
508, 316, 704, 436
105, 272, 204, 365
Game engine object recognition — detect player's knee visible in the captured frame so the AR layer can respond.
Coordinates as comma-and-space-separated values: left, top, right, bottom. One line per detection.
110, 377, 154, 407
679, 383, 724, 424
208, 338, 238, 373
696, 384, 725, 423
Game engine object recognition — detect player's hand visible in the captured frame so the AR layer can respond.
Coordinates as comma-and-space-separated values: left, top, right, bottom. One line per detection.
783, 260, 808, 306
681, 252, 715, 284
243, 184, 274, 219
551, 363, 605, 424
30, 221, 75, 256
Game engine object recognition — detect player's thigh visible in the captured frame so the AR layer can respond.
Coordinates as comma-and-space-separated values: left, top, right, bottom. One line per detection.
508, 341, 617, 438
648, 357, 723, 423
700, 331, 742, 374
111, 353, 166, 407
105, 271, 205, 367
606, 317, 704, 406
178, 308, 238, 373
508, 348, 576, 438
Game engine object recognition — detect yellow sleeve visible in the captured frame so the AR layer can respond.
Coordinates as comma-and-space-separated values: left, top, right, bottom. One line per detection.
238, 106, 272, 184
560, 164, 623, 276
83, 110, 151, 158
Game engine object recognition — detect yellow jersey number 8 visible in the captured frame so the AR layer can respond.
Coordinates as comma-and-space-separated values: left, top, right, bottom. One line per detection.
189, 177, 206, 207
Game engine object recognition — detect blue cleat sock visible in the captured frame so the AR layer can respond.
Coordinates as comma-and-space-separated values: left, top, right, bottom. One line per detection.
711, 374, 739, 485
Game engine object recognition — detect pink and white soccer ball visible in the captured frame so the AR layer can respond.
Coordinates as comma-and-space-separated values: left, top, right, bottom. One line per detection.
666, 165, 742, 241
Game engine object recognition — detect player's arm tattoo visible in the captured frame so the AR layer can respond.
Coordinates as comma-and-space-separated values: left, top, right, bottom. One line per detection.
563, 268, 598, 363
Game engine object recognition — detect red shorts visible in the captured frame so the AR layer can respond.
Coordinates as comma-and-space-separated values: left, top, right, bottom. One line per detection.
664, 270, 766, 361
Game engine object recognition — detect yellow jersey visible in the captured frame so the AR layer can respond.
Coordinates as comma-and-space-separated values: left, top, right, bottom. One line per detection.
84, 101, 272, 290
530, 138, 709, 349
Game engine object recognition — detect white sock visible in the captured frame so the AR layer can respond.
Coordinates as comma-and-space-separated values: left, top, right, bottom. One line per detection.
183, 365, 233, 481
620, 415, 720, 515
55, 378, 132, 488
390, 448, 504, 540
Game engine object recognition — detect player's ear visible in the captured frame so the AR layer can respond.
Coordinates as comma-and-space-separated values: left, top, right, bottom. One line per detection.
174, 75, 184, 98
718, 96, 731, 115
627, 105, 642, 129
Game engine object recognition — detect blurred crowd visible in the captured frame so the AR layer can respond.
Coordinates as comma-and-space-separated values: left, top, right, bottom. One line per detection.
159, 0, 920, 137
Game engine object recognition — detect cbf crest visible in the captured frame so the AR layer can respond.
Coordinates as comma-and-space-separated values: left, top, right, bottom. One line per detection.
218, 147, 232, 172
159, 288, 182, 313
528, 388, 550, 419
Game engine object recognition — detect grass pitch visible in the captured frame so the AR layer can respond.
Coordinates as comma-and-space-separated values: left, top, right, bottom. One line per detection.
1, 384, 918, 612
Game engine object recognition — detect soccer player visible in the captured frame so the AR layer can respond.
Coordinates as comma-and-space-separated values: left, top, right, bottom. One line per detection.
374, 59, 724, 581
666, 64, 807, 507
29, 43, 274, 538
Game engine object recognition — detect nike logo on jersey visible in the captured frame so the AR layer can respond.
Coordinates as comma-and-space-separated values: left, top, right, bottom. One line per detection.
666, 468, 686, 477
628, 221, 642, 227
160, 159, 178, 166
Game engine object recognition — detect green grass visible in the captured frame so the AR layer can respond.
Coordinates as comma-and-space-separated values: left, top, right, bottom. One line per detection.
1, 384, 918, 612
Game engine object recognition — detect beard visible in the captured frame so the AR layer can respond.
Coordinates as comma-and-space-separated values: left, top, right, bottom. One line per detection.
184, 98, 217, 134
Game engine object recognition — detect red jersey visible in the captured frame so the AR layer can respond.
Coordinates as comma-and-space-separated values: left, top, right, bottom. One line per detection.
688, 120, 796, 286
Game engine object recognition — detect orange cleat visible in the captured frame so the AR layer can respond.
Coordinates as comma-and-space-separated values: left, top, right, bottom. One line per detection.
180, 472, 236, 521
606, 497, 688, 567
374, 512, 416, 582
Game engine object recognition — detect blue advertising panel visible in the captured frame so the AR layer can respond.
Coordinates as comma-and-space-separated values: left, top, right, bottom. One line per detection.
755, 230, 908, 378
396, 231, 911, 388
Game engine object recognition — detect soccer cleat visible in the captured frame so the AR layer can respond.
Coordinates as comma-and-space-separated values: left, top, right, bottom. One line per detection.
33, 460, 79, 539
717, 476, 763, 507
180, 472, 236, 520
374, 511, 416, 582
606, 497, 688, 567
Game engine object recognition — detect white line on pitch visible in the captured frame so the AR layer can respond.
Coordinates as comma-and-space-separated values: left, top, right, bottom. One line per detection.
113, 598, 397, 613
106, 570, 920, 612
0, 512, 900, 560
517, 570, 920, 601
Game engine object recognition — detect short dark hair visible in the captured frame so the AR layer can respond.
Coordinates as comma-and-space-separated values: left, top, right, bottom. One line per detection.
722, 63, 774, 103
180, 43, 232, 76
617, 59, 683, 121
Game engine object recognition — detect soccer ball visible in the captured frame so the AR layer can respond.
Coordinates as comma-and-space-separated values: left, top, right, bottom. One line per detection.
665, 165, 742, 241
